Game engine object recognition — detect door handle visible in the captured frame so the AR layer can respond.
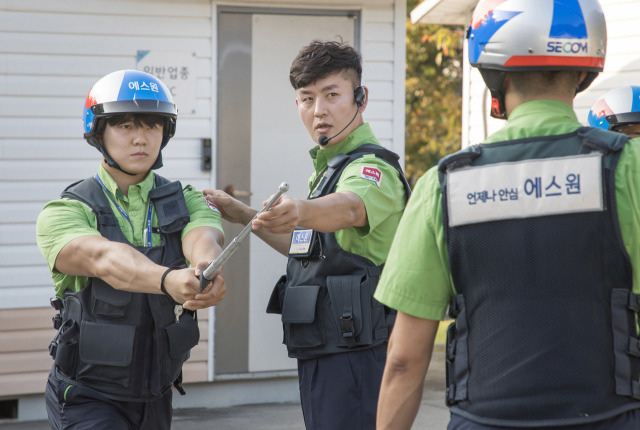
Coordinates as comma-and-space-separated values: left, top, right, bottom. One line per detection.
201, 138, 212, 171
224, 185, 252, 198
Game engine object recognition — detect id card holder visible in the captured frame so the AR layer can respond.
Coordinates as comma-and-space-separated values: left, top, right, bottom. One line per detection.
288, 228, 317, 259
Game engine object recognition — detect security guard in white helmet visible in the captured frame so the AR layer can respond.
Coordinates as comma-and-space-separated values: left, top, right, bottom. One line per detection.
37, 70, 226, 430
375, 1, 640, 429
589, 85, 640, 137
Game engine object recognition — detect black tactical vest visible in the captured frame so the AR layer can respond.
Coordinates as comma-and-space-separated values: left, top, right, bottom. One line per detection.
267, 144, 411, 359
438, 128, 640, 427
50, 175, 200, 402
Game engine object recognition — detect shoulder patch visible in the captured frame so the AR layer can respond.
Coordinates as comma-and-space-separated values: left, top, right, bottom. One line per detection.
360, 166, 382, 187
202, 196, 221, 213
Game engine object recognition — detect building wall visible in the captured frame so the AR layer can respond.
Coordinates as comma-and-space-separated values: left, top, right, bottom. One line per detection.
0, 0, 214, 407
0, 0, 405, 419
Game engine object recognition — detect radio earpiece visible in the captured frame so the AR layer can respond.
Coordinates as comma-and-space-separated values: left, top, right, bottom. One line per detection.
318, 86, 365, 146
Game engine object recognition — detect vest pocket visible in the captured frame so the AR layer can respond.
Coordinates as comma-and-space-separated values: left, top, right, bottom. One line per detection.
92, 284, 131, 319
77, 321, 135, 388
446, 294, 469, 405
326, 274, 372, 347
162, 313, 200, 386
53, 319, 79, 378
266, 275, 286, 315
282, 285, 325, 348
150, 181, 190, 233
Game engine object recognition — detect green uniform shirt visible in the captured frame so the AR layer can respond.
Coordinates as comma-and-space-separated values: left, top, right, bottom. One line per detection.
36, 164, 223, 298
308, 122, 406, 266
374, 100, 640, 320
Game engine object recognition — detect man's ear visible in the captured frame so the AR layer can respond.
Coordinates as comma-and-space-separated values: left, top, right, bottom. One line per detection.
576, 71, 588, 92
503, 73, 511, 91
358, 86, 369, 112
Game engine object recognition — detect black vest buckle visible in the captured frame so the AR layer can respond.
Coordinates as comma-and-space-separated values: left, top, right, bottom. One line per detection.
50, 297, 63, 311
50, 297, 64, 330
52, 314, 62, 330
48, 339, 57, 359
341, 315, 355, 338
627, 292, 640, 313
173, 371, 186, 395
628, 337, 640, 358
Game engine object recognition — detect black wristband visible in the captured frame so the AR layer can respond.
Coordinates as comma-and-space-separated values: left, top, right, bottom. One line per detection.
160, 266, 181, 303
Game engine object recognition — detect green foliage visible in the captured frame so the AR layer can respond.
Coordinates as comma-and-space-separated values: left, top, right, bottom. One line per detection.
404, 8, 464, 187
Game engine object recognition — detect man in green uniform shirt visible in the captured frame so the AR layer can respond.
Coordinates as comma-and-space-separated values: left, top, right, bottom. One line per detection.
375, 1, 640, 429
37, 69, 226, 430
204, 40, 409, 429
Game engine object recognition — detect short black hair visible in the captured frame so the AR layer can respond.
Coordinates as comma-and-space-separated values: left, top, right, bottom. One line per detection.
289, 40, 362, 90
509, 71, 582, 99
105, 113, 164, 130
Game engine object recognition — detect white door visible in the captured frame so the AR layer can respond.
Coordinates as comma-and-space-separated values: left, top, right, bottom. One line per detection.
217, 9, 357, 374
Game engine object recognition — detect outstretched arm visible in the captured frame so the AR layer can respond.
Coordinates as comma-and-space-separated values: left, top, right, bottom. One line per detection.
54, 227, 226, 311
252, 191, 367, 234
202, 188, 367, 256
202, 188, 293, 256
377, 312, 439, 430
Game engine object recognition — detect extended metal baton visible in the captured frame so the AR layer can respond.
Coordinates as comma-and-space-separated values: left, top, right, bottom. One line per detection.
199, 182, 290, 291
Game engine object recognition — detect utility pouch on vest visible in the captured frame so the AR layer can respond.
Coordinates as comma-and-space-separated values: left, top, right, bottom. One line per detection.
165, 313, 200, 360
327, 274, 376, 348
282, 285, 320, 323
446, 294, 470, 406
150, 181, 190, 233
266, 275, 286, 315
281, 285, 325, 348
611, 288, 640, 400
92, 282, 131, 319
52, 319, 79, 377
163, 313, 199, 391
78, 321, 136, 388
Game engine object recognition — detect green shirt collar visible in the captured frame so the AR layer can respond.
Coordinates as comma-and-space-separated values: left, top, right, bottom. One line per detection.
309, 122, 380, 174
96, 164, 155, 201
485, 100, 582, 144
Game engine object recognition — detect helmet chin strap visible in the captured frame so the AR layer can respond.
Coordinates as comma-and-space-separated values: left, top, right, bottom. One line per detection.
102, 151, 164, 175
478, 69, 508, 120
102, 153, 137, 176
87, 134, 163, 176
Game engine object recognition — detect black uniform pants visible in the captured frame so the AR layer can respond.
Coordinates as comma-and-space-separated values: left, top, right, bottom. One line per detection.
297, 343, 387, 430
45, 366, 172, 430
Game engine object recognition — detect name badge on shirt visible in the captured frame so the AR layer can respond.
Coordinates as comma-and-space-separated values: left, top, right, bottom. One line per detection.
446, 153, 603, 227
289, 228, 314, 257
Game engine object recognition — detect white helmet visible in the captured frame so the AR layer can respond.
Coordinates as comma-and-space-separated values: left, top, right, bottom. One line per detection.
83, 69, 177, 171
468, 0, 607, 119
588, 85, 640, 131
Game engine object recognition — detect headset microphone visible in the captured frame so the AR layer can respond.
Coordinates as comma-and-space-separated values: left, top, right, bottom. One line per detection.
318, 107, 358, 146
317, 86, 366, 146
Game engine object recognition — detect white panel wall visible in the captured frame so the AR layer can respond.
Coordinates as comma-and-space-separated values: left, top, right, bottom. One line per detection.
0, 0, 213, 309
574, 1, 640, 124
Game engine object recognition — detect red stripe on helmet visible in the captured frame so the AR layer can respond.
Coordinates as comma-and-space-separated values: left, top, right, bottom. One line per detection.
504, 55, 604, 68
471, 0, 509, 29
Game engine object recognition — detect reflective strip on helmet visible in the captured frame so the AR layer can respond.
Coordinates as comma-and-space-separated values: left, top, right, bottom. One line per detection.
504, 55, 604, 69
